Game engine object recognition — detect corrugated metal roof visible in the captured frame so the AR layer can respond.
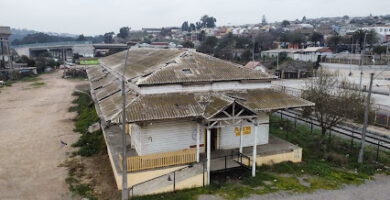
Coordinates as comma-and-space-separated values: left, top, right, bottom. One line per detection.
98, 90, 138, 122
99, 48, 274, 86
94, 81, 121, 101
88, 55, 313, 124
138, 52, 271, 85
99, 48, 183, 81
124, 93, 204, 122
111, 89, 314, 123
226, 89, 314, 111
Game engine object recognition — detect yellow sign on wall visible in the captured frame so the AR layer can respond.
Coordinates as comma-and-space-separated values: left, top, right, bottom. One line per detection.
235, 126, 251, 136
235, 127, 241, 136
243, 126, 251, 135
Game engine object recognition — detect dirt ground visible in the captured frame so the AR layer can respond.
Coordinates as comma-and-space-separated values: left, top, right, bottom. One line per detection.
242, 174, 390, 200
0, 71, 83, 200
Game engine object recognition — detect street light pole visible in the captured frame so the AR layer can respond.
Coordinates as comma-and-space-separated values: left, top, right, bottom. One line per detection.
358, 33, 367, 96
122, 46, 131, 200
358, 72, 374, 163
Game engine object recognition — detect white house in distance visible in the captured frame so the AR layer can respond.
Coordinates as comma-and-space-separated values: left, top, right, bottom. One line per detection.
86, 48, 314, 196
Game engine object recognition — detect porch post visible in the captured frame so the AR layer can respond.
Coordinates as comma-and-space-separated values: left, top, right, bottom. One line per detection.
252, 123, 258, 177
239, 121, 243, 153
196, 124, 200, 163
207, 128, 211, 185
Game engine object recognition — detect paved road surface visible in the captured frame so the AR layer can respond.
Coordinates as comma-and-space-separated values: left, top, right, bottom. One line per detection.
0, 71, 82, 200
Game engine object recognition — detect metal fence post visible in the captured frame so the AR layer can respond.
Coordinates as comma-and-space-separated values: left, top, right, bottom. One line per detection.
280, 112, 283, 122
350, 132, 354, 149
224, 155, 227, 170
173, 171, 176, 193
202, 160, 205, 187
310, 120, 313, 134
376, 140, 380, 161
295, 117, 297, 128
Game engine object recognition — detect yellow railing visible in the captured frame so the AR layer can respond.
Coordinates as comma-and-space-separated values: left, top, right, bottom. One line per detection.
119, 149, 197, 172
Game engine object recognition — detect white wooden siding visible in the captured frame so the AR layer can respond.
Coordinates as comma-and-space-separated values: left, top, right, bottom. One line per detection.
130, 123, 142, 154
136, 120, 204, 156
219, 112, 269, 150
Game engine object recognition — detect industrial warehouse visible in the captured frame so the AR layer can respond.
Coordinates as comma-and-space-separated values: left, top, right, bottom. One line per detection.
86, 48, 314, 196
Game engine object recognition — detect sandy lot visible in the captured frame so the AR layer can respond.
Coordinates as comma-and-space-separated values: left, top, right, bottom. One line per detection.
0, 71, 83, 200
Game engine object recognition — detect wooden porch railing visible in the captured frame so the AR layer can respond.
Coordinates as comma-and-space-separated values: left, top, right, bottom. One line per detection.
119, 149, 197, 172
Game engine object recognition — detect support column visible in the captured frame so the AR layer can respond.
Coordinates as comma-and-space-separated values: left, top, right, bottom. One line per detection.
196, 124, 200, 163
206, 128, 211, 185
239, 121, 243, 153
252, 123, 258, 177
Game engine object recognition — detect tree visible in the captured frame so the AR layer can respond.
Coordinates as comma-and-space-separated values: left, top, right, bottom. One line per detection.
76, 34, 86, 41
310, 32, 324, 45
11, 32, 75, 45
117, 27, 130, 39
197, 36, 218, 54
198, 30, 206, 42
16, 55, 35, 67
302, 70, 366, 138
181, 21, 189, 32
182, 40, 194, 48
373, 46, 387, 54
104, 32, 114, 43
352, 29, 378, 51
281, 32, 306, 48
261, 15, 267, 25
190, 23, 196, 32
256, 32, 275, 51
214, 32, 235, 60
196, 22, 203, 30
343, 15, 349, 20
200, 15, 217, 28
326, 35, 341, 52
302, 16, 307, 23
281, 20, 290, 28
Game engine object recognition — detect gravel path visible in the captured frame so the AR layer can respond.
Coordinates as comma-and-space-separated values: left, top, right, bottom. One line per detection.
0, 71, 83, 200
242, 174, 390, 200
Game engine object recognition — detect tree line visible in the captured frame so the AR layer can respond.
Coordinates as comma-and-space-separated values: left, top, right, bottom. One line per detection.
11, 26, 131, 46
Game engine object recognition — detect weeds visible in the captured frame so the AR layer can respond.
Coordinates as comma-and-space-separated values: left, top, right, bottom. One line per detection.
30, 82, 45, 88
69, 92, 105, 157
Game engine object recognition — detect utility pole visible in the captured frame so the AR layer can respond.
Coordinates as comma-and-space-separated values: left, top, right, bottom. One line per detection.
358, 33, 367, 96
358, 73, 374, 163
252, 35, 255, 62
121, 45, 131, 200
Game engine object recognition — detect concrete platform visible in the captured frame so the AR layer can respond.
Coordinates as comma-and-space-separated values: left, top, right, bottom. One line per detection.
202, 135, 302, 171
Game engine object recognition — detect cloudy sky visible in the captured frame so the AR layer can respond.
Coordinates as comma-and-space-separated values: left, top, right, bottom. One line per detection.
1, 0, 389, 36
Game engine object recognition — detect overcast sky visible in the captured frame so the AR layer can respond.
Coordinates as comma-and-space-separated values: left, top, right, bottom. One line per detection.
1, 0, 389, 36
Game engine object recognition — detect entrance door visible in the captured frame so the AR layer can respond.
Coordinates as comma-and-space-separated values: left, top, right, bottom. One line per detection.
205, 128, 218, 152
211, 128, 218, 151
